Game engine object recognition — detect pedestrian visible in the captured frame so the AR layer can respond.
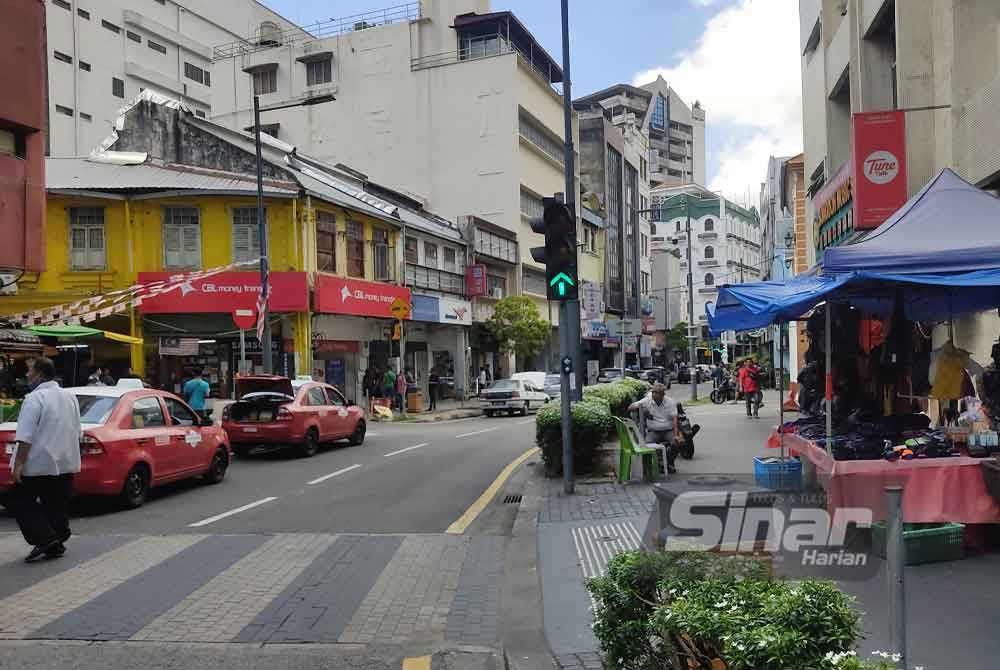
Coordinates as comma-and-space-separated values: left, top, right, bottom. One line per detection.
183, 369, 211, 415
100, 367, 115, 386
428, 367, 440, 411
86, 366, 103, 386
737, 359, 762, 419
8, 357, 81, 563
712, 363, 724, 389
395, 367, 409, 412
382, 367, 397, 407
627, 382, 679, 475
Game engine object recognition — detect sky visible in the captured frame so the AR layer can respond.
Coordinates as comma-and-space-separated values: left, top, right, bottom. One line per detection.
259, 0, 803, 206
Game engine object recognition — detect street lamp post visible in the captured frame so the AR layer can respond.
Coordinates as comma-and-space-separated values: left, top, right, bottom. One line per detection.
251, 93, 334, 373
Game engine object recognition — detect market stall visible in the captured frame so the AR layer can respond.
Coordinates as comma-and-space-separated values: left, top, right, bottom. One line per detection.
709, 168, 1000, 524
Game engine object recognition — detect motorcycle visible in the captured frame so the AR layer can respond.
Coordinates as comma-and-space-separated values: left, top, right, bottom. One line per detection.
675, 402, 700, 460
710, 376, 737, 404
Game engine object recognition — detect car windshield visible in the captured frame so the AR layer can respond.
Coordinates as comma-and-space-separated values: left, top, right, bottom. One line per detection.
601, 369, 622, 377
489, 380, 519, 390
75, 395, 119, 424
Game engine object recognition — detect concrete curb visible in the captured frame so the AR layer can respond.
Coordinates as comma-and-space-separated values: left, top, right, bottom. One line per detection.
399, 409, 484, 423
500, 460, 556, 670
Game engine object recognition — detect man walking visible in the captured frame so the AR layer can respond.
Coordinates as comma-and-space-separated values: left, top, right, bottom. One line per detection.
737, 359, 762, 419
627, 382, 679, 474
9, 357, 81, 563
712, 363, 724, 390
183, 369, 210, 416
428, 368, 440, 411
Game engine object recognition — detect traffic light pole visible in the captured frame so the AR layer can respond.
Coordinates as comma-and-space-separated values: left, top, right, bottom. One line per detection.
560, 0, 576, 494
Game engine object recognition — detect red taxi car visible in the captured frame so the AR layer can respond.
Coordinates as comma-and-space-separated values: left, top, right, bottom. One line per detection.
0, 381, 231, 509
222, 375, 366, 457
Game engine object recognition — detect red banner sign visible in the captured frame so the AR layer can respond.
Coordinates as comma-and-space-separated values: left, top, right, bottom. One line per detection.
465, 265, 486, 297
851, 111, 907, 230
314, 339, 360, 354
315, 275, 411, 318
138, 272, 308, 314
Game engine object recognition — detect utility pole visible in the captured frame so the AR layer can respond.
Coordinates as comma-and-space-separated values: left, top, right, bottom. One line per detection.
253, 95, 272, 374
685, 196, 697, 402
559, 0, 576, 494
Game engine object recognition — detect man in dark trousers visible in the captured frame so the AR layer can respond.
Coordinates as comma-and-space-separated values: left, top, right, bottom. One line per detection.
428, 368, 440, 411
9, 357, 82, 562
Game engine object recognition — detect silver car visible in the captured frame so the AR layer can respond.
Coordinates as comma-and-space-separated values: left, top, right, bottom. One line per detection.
479, 379, 549, 416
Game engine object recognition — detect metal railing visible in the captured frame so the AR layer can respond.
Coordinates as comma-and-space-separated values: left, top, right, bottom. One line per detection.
405, 262, 465, 295
410, 35, 560, 92
213, 2, 419, 61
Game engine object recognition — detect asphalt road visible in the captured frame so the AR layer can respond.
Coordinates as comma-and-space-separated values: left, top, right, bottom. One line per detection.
0, 413, 539, 537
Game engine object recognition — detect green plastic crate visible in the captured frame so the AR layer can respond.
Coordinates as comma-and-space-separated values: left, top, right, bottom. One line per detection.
871, 522, 965, 565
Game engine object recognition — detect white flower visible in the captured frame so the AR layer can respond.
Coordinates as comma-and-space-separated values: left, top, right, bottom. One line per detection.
891, 653, 901, 662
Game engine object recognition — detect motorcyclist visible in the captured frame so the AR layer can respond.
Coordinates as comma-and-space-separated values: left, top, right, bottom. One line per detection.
627, 382, 679, 474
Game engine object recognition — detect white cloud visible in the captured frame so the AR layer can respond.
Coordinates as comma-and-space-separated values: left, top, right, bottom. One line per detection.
633, 0, 802, 200
691, 0, 717, 6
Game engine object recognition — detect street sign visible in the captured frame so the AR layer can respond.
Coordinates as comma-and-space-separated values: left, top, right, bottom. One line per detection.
232, 308, 256, 330
389, 298, 412, 320
607, 318, 641, 338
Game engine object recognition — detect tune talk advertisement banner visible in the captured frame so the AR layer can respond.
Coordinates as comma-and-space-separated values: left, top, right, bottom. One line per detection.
851, 110, 907, 230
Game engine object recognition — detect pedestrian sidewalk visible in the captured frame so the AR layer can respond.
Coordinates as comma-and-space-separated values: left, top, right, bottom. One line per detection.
388, 398, 482, 423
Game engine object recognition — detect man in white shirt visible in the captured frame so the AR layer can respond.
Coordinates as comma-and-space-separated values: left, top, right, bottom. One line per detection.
10, 357, 81, 563
628, 383, 679, 474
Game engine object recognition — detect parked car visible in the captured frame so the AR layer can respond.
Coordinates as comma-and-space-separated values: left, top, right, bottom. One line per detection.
543, 373, 562, 401
639, 367, 670, 386
512, 371, 562, 402
222, 375, 366, 458
675, 366, 705, 384
0, 382, 230, 509
597, 368, 624, 384
480, 379, 550, 416
511, 371, 547, 390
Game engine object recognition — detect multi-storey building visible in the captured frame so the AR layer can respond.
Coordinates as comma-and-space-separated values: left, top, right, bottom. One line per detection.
209, 0, 578, 375
573, 76, 706, 188
42, 0, 303, 156
798, 0, 1000, 363
760, 155, 795, 282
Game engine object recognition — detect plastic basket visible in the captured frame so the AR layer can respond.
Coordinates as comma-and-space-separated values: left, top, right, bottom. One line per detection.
871, 522, 965, 565
753, 456, 802, 491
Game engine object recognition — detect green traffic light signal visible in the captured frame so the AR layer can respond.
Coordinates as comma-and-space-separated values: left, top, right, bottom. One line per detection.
529, 199, 578, 301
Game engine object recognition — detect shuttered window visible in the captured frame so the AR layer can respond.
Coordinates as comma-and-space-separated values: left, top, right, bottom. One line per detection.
163, 207, 201, 269
316, 210, 336, 272
232, 208, 262, 264
69, 207, 106, 270
373, 228, 391, 281
443, 247, 457, 273
346, 221, 364, 278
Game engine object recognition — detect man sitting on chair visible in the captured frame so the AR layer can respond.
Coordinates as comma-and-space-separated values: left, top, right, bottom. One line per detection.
628, 383, 679, 474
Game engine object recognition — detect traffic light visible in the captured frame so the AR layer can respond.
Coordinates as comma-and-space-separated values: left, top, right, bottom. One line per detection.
529, 197, 578, 301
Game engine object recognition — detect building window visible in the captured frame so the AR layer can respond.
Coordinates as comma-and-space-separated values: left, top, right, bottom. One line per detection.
52, 0, 70, 10
79, 112, 92, 122
373, 228, 391, 281
518, 112, 563, 165
55, 105, 73, 116
586, 224, 598, 252
460, 34, 503, 60
640, 157, 647, 182
704, 273, 714, 286
112, 77, 124, 98
102, 19, 121, 34
163, 207, 201, 269
252, 69, 277, 95
475, 229, 517, 264
404, 237, 418, 264
127, 30, 141, 43
443, 247, 457, 273
315, 210, 336, 272
519, 188, 544, 219
231, 208, 262, 263
704, 246, 714, 260
306, 58, 332, 86
77, 7, 89, 19
69, 207, 106, 270
651, 94, 666, 131
522, 268, 546, 295
346, 220, 364, 278
423, 241, 438, 268
641, 233, 649, 257
704, 218, 714, 232
641, 271, 650, 295
195, 110, 206, 118
184, 62, 210, 86
53, 51, 73, 64
676, 221, 682, 233
79, 61, 91, 72
487, 274, 506, 298
148, 40, 167, 54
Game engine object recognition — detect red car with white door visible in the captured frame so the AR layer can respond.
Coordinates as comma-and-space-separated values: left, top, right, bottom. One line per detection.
0, 381, 231, 509
222, 375, 366, 458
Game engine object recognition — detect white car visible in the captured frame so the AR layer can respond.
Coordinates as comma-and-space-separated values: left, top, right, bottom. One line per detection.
479, 379, 550, 416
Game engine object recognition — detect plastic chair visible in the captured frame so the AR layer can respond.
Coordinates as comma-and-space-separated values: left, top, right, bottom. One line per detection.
613, 416, 666, 483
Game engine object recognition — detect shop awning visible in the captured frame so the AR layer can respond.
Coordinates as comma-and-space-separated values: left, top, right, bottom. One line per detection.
26, 325, 143, 345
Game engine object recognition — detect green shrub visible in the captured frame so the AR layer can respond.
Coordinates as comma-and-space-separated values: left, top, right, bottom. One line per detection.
535, 399, 613, 476
618, 377, 651, 402
582, 382, 634, 416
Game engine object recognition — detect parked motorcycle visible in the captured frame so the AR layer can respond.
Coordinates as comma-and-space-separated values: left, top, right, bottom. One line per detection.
710, 376, 737, 404
675, 402, 700, 460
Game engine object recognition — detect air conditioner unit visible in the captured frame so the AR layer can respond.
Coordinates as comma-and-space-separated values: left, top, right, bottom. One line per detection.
491, 287, 503, 299
257, 21, 282, 47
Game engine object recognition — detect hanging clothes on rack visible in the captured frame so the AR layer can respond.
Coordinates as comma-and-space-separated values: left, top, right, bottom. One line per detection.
930, 339, 983, 400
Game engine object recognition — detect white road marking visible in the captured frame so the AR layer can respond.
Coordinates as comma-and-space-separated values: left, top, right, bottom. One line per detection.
383, 442, 429, 458
455, 427, 499, 439
516, 419, 534, 425
307, 463, 362, 485
188, 497, 278, 527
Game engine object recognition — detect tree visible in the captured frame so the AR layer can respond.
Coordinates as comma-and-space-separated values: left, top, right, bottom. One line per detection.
485, 296, 551, 363
665, 321, 688, 356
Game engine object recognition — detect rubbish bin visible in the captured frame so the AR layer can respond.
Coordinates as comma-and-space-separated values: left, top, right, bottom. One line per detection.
407, 391, 423, 413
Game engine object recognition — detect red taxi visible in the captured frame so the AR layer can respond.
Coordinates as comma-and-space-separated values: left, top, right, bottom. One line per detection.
222, 375, 366, 457
0, 381, 231, 509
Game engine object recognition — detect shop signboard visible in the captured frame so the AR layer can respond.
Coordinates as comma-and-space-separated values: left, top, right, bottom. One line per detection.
411, 294, 440, 323
138, 272, 308, 313
642, 315, 656, 334
313, 339, 360, 354
608, 318, 641, 338
581, 281, 602, 320
582, 320, 608, 340
439, 297, 472, 325
851, 110, 907, 230
315, 275, 412, 318
640, 335, 653, 358
466, 265, 487, 297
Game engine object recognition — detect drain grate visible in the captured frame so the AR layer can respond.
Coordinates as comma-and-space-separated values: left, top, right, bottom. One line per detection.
503, 494, 523, 504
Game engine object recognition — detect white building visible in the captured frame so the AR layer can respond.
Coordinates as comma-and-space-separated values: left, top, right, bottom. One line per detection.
652, 185, 762, 335
43, 0, 304, 157
209, 0, 577, 373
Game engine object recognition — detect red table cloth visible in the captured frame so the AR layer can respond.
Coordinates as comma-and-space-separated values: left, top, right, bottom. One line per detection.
767, 431, 1000, 523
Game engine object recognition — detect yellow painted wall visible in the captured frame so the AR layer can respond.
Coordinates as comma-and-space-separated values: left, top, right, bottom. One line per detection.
306, 200, 399, 284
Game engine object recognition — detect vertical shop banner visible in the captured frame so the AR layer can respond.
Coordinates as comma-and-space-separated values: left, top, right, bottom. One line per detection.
581, 281, 602, 320
852, 111, 907, 229
465, 265, 487, 297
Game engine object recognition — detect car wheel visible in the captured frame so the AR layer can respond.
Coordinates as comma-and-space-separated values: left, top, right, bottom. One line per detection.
348, 419, 366, 446
484, 410, 494, 417
301, 428, 320, 458
521, 402, 529, 416
120, 464, 150, 509
204, 448, 229, 484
